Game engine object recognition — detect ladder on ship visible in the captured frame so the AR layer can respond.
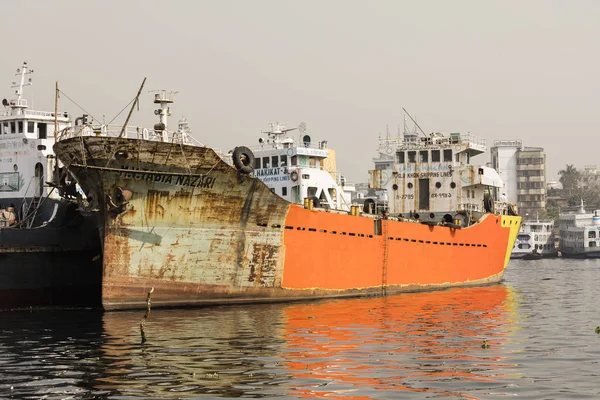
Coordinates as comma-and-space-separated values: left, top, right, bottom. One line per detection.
379, 218, 389, 296
22, 197, 41, 229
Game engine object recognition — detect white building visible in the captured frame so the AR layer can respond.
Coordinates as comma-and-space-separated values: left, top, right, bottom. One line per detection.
491, 140, 547, 219
490, 140, 522, 203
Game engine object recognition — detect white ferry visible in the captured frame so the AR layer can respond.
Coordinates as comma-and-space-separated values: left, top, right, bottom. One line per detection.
511, 219, 557, 259
558, 201, 600, 258
247, 122, 354, 211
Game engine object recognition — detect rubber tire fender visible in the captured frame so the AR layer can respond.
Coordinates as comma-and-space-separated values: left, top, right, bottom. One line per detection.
232, 146, 255, 174
364, 198, 375, 214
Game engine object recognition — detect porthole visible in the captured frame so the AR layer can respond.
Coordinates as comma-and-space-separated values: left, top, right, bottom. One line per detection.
429, 213, 435, 219
435, 182, 442, 189
450, 182, 456, 189
407, 182, 413, 189
13, 164, 18, 171
392, 184, 398, 190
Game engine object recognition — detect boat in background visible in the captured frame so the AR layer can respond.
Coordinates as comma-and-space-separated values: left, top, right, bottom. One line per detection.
53, 83, 520, 311
510, 218, 557, 259
558, 200, 600, 258
249, 122, 354, 210
0, 62, 102, 310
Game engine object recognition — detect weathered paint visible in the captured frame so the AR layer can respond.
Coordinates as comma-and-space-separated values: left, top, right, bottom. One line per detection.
54, 136, 521, 310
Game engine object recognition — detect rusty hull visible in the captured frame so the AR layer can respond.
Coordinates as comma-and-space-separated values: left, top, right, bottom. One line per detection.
55, 137, 296, 309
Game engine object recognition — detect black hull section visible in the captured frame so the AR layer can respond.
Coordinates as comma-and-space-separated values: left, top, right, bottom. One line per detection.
511, 252, 558, 260
0, 249, 102, 310
560, 251, 600, 259
0, 200, 103, 310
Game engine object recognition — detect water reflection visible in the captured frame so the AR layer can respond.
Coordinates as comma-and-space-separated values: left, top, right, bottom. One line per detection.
281, 285, 516, 398
95, 285, 515, 398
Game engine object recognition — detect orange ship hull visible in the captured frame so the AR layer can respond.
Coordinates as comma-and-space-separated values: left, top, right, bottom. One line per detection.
54, 137, 520, 310
283, 206, 518, 292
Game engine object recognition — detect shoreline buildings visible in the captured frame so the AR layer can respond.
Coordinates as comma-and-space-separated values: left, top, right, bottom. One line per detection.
490, 140, 547, 219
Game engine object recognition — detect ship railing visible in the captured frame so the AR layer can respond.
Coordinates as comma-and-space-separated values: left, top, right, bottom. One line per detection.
250, 142, 331, 152
459, 202, 483, 213
56, 124, 203, 146
0, 109, 65, 118
380, 133, 486, 151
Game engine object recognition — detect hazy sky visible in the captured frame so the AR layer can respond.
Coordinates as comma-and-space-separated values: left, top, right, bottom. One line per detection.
2, 0, 599, 182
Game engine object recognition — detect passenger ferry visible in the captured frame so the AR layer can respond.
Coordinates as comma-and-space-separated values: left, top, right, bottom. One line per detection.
249, 122, 354, 211
53, 85, 521, 310
558, 201, 600, 258
511, 219, 557, 259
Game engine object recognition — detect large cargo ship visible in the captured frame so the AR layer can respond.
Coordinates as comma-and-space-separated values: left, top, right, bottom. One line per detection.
0, 63, 102, 310
53, 88, 521, 310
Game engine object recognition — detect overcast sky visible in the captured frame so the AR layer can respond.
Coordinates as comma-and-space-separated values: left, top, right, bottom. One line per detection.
2, 0, 599, 182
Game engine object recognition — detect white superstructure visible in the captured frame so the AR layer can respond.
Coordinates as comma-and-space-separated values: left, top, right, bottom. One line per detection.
511, 219, 557, 259
251, 122, 353, 211
558, 201, 600, 258
368, 116, 510, 225
0, 62, 70, 227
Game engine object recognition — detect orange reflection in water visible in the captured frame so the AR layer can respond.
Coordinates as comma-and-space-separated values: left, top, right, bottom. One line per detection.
281, 285, 517, 399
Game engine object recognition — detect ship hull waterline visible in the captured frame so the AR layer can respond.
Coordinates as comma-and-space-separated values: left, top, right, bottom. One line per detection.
54, 136, 521, 311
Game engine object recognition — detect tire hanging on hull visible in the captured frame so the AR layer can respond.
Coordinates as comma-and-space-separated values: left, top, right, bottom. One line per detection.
232, 146, 255, 174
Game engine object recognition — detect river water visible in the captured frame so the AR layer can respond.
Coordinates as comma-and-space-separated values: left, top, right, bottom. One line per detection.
1, 258, 600, 399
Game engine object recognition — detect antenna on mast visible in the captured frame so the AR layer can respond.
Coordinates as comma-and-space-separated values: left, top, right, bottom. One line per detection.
10, 61, 33, 109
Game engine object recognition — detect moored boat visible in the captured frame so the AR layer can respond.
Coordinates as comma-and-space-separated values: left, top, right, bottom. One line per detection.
0, 62, 102, 310
510, 219, 558, 259
558, 201, 600, 258
250, 122, 354, 210
53, 86, 521, 310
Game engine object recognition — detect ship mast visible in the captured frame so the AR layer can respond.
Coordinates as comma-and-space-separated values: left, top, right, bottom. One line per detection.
54, 82, 59, 141
10, 61, 33, 112
261, 122, 297, 149
152, 90, 177, 142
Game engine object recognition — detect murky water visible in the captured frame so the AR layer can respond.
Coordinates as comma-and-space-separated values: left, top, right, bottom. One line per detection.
1, 258, 600, 399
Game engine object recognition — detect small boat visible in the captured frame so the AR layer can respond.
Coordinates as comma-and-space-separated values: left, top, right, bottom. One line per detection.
53, 84, 521, 310
0, 62, 102, 310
